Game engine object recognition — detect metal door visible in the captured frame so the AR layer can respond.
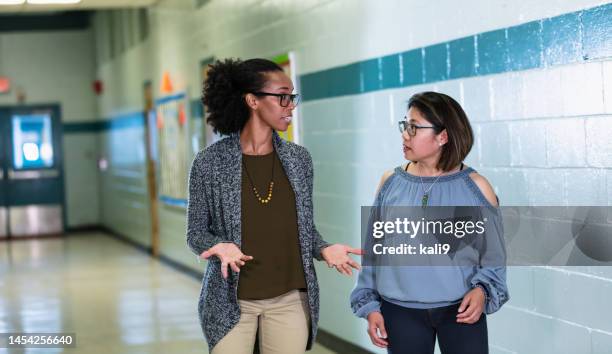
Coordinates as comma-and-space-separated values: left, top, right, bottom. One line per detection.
0, 105, 65, 237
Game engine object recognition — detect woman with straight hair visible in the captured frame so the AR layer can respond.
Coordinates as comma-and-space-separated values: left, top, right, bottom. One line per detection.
187, 58, 362, 354
351, 91, 509, 354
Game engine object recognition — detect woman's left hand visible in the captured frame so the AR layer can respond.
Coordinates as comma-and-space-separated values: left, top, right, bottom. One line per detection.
456, 287, 486, 324
320, 244, 364, 276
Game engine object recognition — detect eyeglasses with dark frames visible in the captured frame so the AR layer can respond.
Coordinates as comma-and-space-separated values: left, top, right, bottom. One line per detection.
398, 118, 441, 136
251, 92, 301, 107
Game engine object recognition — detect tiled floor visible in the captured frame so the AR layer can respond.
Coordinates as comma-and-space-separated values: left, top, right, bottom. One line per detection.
0, 233, 338, 354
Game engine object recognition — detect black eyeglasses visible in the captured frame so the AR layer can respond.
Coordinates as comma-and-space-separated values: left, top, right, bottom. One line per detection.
398, 119, 441, 136
251, 92, 301, 107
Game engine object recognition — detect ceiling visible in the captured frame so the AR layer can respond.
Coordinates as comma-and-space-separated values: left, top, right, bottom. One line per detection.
0, 0, 160, 13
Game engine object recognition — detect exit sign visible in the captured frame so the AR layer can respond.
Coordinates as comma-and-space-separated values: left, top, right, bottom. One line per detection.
0, 77, 10, 94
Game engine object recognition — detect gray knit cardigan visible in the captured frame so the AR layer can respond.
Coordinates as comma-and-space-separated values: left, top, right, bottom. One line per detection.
186, 131, 330, 351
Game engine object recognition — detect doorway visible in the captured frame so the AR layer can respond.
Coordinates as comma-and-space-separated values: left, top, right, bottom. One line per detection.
0, 104, 65, 238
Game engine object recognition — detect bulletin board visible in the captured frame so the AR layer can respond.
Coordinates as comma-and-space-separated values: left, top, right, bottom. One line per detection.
156, 93, 189, 206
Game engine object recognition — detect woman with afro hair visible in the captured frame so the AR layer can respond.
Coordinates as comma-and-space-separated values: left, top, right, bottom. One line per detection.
186, 58, 363, 354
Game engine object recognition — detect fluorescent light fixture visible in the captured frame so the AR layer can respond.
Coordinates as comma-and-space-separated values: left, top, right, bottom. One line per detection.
0, 0, 25, 5
27, 0, 82, 4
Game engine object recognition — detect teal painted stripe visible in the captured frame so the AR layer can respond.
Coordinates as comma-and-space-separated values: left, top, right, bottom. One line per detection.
449, 37, 476, 79
155, 93, 186, 105
63, 98, 206, 134
63, 121, 106, 133
102, 112, 145, 130
62, 111, 145, 134
64, 98, 204, 133
424, 43, 448, 82
300, 3, 612, 102
583, 3, 612, 60
159, 195, 187, 208
191, 98, 203, 119
401, 49, 423, 85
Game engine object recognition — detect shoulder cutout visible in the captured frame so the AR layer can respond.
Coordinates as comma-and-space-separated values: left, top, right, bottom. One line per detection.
469, 172, 499, 207
376, 169, 395, 195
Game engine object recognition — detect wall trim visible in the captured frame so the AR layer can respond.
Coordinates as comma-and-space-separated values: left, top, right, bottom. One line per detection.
299, 3, 611, 102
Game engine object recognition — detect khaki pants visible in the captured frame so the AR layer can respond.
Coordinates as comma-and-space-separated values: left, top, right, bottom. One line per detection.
212, 289, 310, 354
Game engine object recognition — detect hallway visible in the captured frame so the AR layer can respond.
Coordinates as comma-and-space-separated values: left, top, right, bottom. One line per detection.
1, 1, 611, 353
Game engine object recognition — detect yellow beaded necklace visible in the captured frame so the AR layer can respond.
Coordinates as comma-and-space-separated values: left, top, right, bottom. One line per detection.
242, 152, 275, 204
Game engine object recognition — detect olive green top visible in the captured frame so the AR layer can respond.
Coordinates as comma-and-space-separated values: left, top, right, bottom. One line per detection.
238, 151, 307, 300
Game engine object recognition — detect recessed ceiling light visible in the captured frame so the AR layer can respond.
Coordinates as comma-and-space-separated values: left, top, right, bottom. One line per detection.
27, 0, 82, 4
0, 0, 26, 5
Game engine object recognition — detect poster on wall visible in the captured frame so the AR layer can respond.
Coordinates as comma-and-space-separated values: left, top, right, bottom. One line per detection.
271, 52, 299, 144
156, 92, 189, 208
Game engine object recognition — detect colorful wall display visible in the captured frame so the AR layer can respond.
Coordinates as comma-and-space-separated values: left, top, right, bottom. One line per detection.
272, 52, 299, 143
156, 92, 189, 207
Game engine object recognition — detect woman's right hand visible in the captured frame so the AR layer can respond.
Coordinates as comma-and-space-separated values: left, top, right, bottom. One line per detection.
200, 243, 254, 279
366, 311, 388, 348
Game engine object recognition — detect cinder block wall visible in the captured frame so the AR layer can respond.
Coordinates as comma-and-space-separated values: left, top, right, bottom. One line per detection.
91, 1, 612, 352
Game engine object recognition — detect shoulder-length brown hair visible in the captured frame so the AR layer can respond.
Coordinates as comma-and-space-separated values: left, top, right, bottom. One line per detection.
408, 92, 474, 172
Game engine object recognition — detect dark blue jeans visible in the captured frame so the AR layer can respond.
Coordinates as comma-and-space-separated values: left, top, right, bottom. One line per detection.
381, 299, 488, 354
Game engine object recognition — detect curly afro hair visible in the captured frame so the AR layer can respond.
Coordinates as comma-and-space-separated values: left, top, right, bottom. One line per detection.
202, 58, 283, 135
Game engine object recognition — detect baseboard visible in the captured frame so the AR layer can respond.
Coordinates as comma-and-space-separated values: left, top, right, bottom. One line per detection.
98, 225, 153, 255
0, 233, 63, 241
158, 253, 203, 281
65, 224, 103, 233
316, 328, 374, 354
